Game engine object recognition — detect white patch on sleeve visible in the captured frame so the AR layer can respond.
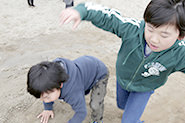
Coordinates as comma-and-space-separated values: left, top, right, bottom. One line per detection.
85, 2, 141, 27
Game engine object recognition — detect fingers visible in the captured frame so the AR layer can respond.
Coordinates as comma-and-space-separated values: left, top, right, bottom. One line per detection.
40, 115, 44, 123
39, 114, 49, 123
73, 19, 81, 29
60, 8, 81, 29
60, 9, 73, 25
37, 111, 54, 123
64, 15, 75, 24
42, 116, 49, 123
51, 113, 54, 119
60, 11, 71, 25
37, 114, 42, 119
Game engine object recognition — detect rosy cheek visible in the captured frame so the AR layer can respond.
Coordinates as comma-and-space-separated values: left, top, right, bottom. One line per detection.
145, 31, 150, 38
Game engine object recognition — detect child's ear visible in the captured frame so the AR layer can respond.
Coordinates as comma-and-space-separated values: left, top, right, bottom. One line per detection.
60, 83, 63, 88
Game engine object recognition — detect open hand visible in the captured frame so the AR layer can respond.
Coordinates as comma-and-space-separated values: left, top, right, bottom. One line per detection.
60, 8, 81, 29
37, 110, 54, 123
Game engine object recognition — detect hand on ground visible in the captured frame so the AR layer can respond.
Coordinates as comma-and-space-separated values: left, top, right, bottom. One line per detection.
37, 110, 54, 123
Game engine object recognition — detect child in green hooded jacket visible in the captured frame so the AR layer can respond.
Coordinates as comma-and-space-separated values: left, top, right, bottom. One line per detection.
60, 0, 185, 122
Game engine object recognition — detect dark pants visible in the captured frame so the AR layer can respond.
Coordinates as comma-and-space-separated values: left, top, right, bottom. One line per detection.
27, 0, 34, 6
89, 71, 109, 122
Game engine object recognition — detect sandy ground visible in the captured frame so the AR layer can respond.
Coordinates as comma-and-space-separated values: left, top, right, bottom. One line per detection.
0, 0, 185, 123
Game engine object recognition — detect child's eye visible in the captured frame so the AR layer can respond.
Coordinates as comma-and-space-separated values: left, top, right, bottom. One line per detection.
147, 28, 153, 32
161, 35, 168, 38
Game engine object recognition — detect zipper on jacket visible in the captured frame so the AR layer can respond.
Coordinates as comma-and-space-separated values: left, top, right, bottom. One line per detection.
126, 58, 145, 90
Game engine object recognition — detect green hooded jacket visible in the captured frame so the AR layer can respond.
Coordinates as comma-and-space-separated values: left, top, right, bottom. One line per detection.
75, 2, 185, 92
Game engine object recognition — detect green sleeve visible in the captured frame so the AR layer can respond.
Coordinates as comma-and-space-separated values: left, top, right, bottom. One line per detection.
75, 2, 141, 38
174, 41, 185, 73
174, 53, 185, 73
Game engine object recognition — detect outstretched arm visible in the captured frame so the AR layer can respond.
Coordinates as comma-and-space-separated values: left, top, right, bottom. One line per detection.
60, 2, 141, 38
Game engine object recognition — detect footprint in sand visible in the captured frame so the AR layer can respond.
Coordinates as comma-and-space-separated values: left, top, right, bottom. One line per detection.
0, 42, 18, 52
4, 44, 18, 52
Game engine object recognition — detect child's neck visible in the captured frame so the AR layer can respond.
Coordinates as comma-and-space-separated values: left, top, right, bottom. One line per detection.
144, 42, 152, 57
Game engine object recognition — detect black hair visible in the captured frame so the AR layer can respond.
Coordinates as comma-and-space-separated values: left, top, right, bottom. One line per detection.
27, 61, 69, 98
144, 0, 185, 38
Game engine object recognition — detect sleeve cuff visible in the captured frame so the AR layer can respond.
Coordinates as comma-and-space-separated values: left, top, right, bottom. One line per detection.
43, 101, 54, 110
74, 3, 87, 20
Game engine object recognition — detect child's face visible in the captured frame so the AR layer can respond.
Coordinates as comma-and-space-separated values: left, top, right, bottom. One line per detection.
144, 23, 180, 52
40, 88, 61, 103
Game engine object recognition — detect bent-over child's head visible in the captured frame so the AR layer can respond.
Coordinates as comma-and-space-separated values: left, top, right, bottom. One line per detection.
27, 61, 69, 99
144, 0, 185, 38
